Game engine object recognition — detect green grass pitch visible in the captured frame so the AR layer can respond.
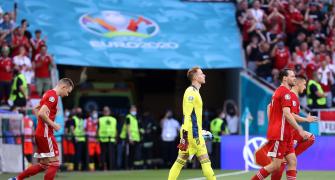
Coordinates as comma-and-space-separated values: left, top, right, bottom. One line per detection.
1, 170, 335, 180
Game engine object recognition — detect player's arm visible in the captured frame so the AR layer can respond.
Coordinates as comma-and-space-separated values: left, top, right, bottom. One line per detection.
292, 113, 318, 123
183, 91, 195, 132
38, 105, 60, 131
283, 107, 308, 139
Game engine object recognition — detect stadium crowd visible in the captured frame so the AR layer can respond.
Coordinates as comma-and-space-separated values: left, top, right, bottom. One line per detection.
0, 3, 54, 111
237, 0, 335, 109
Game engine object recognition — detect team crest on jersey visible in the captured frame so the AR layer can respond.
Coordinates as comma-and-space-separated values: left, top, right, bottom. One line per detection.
49, 96, 55, 103
284, 94, 291, 100
188, 96, 194, 102
293, 101, 296, 106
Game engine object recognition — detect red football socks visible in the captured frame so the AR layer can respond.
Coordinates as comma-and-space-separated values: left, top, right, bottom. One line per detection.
252, 168, 270, 180
286, 170, 297, 180
17, 163, 47, 180
44, 161, 60, 180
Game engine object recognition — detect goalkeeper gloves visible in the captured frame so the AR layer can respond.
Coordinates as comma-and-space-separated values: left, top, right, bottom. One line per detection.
177, 129, 189, 151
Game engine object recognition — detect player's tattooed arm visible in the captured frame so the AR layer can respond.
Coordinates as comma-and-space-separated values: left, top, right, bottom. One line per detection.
38, 105, 61, 131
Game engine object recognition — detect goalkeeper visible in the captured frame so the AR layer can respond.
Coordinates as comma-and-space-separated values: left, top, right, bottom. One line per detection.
168, 67, 216, 180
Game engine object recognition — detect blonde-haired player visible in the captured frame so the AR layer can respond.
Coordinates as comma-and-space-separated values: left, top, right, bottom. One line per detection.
168, 66, 216, 180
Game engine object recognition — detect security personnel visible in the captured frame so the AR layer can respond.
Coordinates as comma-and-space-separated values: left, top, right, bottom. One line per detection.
120, 105, 141, 169
86, 110, 101, 171
98, 106, 117, 170
210, 109, 228, 169
22, 111, 34, 165
9, 68, 28, 111
73, 107, 87, 171
307, 72, 327, 109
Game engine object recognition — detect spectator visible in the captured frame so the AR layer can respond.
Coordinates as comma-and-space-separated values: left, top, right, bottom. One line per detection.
12, 27, 30, 57
160, 110, 180, 168
20, 19, 32, 40
246, 35, 261, 72
256, 42, 273, 82
293, 42, 315, 66
236, 0, 248, 31
271, 41, 291, 71
0, 12, 15, 45
285, 4, 304, 40
290, 32, 306, 52
248, 0, 266, 31
224, 100, 239, 135
8, 68, 28, 111
31, 29, 46, 60
317, 57, 333, 107
33, 45, 55, 96
0, 46, 13, 105
13, 45, 34, 84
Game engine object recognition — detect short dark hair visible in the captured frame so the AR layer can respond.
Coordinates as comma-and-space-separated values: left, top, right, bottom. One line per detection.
59, 78, 74, 88
35, 29, 42, 34
187, 66, 201, 81
278, 68, 293, 82
296, 75, 307, 81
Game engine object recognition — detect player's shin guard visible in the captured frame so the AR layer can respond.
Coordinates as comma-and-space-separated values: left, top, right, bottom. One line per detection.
44, 160, 60, 180
17, 163, 47, 180
271, 162, 286, 180
200, 159, 216, 180
251, 168, 270, 180
295, 134, 315, 156
168, 158, 186, 180
286, 170, 296, 180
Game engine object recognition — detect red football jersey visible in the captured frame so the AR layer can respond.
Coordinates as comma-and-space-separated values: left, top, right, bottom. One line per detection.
34, 54, 52, 78
35, 90, 58, 137
0, 57, 13, 81
267, 86, 292, 141
274, 48, 290, 70
290, 91, 301, 140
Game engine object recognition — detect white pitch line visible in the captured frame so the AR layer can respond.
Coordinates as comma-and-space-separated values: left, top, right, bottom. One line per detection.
186, 170, 249, 180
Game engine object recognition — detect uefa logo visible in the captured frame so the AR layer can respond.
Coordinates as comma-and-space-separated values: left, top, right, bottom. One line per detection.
79, 10, 160, 38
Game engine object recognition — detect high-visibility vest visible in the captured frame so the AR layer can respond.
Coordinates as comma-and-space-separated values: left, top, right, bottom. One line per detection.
120, 114, 140, 142
23, 116, 33, 142
74, 116, 86, 142
9, 73, 27, 101
98, 116, 117, 142
86, 117, 98, 142
210, 118, 225, 143
307, 80, 326, 106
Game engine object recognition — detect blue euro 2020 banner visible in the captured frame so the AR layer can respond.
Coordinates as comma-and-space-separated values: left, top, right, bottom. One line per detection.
3, 0, 243, 69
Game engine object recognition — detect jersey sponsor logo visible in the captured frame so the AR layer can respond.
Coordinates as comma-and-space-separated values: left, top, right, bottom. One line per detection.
293, 101, 296, 106
285, 94, 291, 100
49, 96, 55, 103
243, 137, 267, 169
